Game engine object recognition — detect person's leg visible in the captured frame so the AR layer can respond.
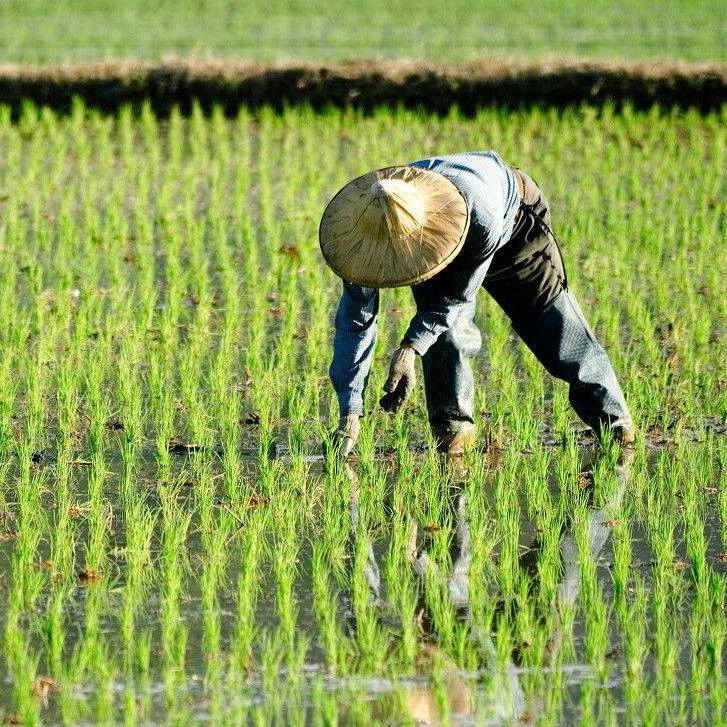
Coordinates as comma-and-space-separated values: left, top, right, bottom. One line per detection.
512, 291, 632, 434
420, 300, 482, 452
484, 169, 633, 438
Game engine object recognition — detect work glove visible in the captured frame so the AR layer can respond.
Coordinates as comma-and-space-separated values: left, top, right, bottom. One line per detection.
332, 413, 360, 457
380, 345, 416, 413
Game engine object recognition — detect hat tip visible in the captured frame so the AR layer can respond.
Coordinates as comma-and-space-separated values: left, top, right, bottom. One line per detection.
369, 179, 395, 199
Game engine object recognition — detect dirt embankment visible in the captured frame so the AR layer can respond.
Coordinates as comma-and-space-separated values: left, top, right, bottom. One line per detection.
0, 59, 724, 115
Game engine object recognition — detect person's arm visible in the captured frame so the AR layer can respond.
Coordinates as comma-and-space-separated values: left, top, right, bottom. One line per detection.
402, 208, 506, 355
402, 255, 492, 356
329, 282, 379, 416
377, 259, 492, 414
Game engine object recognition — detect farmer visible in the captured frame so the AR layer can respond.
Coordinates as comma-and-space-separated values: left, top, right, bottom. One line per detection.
319, 151, 634, 456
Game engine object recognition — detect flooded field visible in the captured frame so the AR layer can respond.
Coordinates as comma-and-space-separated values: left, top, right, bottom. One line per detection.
0, 103, 724, 724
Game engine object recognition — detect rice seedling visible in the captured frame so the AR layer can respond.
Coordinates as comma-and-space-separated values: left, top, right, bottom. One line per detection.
0, 100, 723, 723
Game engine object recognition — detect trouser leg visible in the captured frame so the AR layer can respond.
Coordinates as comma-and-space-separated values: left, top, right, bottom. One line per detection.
484, 168, 632, 433
420, 300, 482, 445
511, 290, 632, 431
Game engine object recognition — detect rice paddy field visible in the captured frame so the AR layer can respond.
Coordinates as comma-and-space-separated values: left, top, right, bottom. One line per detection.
0, 100, 725, 725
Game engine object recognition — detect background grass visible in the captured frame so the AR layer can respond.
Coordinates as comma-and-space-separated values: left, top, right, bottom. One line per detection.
0, 0, 726, 64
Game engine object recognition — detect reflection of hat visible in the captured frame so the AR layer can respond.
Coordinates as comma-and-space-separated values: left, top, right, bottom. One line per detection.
319, 166, 470, 288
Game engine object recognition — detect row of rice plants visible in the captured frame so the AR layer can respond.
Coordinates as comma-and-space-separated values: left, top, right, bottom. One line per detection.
0, 101, 723, 723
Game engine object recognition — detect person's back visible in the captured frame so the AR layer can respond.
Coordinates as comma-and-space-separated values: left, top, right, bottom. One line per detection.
410, 151, 520, 259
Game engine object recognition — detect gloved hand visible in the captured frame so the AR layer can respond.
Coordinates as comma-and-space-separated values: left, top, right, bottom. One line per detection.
332, 413, 360, 457
380, 345, 417, 413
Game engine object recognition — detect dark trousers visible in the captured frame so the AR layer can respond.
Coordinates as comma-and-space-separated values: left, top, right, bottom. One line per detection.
421, 169, 632, 438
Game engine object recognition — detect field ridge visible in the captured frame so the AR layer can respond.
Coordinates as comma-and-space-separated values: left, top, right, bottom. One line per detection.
1, 58, 725, 114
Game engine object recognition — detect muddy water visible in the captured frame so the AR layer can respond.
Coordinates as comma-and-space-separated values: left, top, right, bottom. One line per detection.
0, 441, 725, 725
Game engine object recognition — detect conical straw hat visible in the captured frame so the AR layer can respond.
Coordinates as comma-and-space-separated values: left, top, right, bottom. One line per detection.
319, 165, 470, 288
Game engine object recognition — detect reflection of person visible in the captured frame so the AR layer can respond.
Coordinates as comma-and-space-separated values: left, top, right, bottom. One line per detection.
342, 450, 630, 723
344, 462, 526, 725
320, 153, 634, 456
520, 450, 632, 657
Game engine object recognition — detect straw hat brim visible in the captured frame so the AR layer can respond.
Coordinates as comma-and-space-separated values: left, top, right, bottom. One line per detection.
319, 165, 470, 288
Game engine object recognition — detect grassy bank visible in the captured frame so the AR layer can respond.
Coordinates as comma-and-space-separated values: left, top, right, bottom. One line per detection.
1, 60, 725, 115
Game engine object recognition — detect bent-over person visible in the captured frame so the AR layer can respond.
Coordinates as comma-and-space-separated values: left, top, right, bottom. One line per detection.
319, 151, 634, 456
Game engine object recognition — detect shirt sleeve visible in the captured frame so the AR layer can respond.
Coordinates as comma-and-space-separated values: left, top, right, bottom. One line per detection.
329, 282, 379, 415
402, 253, 494, 356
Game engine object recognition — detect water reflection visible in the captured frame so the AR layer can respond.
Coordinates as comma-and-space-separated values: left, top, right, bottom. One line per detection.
341, 448, 631, 725
518, 448, 631, 661
344, 458, 521, 725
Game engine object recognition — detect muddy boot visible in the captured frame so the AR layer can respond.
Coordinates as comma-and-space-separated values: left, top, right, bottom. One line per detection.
611, 422, 636, 446
511, 289, 633, 436
438, 452, 468, 484
432, 424, 476, 455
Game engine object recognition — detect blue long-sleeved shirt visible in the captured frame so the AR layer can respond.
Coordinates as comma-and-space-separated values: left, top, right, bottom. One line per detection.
329, 151, 521, 415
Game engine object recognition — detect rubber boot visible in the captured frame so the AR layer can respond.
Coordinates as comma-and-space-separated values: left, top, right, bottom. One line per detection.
511, 289, 633, 435
431, 426, 476, 455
